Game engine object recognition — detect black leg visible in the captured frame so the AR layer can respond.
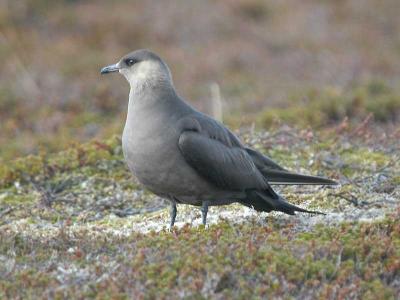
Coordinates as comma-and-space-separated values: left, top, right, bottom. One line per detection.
201, 201, 209, 226
169, 201, 177, 230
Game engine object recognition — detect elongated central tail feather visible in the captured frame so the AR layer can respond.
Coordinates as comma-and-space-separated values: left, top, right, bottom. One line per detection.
240, 190, 325, 215
261, 169, 338, 185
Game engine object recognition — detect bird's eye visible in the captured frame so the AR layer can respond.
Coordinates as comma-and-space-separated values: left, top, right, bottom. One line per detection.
125, 59, 136, 67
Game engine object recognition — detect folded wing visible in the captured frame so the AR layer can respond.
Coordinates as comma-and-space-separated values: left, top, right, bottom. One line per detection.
178, 130, 267, 191
176, 114, 331, 215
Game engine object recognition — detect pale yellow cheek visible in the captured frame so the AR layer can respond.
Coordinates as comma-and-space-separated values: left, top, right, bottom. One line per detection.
119, 61, 168, 88
119, 69, 135, 82
136, 61, 159, 76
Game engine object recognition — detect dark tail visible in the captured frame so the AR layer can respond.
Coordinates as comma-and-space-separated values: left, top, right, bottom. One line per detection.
240, 189, 325, 215
260, 169, 338, 186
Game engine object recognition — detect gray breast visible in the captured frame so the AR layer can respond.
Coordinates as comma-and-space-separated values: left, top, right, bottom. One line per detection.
121, 113, 216, 200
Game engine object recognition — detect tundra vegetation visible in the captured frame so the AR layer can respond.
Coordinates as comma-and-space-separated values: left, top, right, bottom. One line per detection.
1, 0, 399, 298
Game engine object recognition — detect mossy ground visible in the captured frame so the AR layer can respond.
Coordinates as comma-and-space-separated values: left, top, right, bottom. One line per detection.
2, 0, 400, 161
253, 82, 400, 129
1, 125, 399, 298
2, 1, 400, 298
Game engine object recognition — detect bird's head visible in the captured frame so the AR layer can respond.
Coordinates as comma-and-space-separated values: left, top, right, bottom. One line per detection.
101, 49, 173, 91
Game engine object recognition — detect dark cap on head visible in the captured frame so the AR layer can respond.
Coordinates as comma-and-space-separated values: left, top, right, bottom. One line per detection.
101, 49, 163, 74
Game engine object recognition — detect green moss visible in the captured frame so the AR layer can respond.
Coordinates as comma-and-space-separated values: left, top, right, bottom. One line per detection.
391, 176, 400, 185
0, 124, 398, 298
366, 94, 400, 122
0, 193, 36, 206
257, 106, 325, 128
1, 215, 399, 298
339, 148, 389, 174
361, 279, 395, 299
257, 82, 400, 128
0, 135, 125, 189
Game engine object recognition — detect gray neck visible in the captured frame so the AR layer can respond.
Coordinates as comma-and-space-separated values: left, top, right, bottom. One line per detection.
126, 78, 178, 118
129, 72, 174, 96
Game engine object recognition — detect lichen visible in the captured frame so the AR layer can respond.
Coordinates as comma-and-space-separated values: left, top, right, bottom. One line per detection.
0, 126, 399, 298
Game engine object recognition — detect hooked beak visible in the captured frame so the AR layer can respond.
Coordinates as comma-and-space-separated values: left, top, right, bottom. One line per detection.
100, 63, 120, 74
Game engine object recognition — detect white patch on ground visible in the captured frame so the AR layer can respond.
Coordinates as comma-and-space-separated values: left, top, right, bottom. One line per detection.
3, 190, 398, 240
1, 180, 398, 240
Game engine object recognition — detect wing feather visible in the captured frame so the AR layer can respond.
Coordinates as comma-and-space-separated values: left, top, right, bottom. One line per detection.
178, 131, 267, 191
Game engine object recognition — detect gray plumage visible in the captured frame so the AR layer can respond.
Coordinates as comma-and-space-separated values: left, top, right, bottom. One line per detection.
101, 49, 337, 227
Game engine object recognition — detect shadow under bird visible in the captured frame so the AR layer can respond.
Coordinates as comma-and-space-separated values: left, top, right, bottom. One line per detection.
101, 49, 337, 228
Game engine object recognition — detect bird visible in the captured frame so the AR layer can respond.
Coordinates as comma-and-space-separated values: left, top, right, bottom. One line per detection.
101, 49, 337, 228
